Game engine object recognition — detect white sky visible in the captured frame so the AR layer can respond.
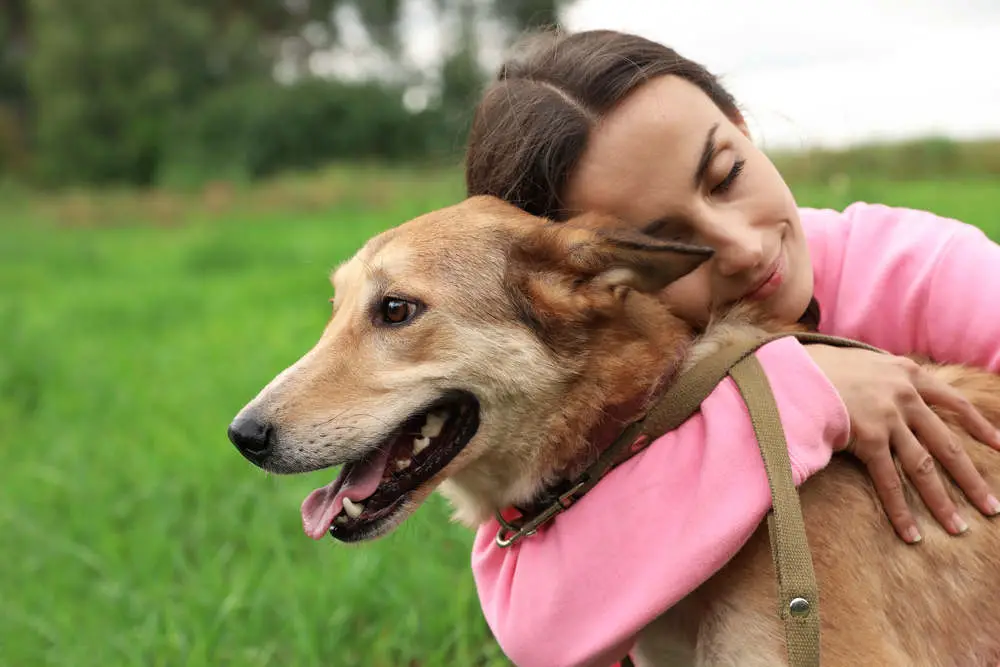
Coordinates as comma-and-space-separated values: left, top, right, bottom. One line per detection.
560, 0, 1000, 148
323, 0, 1000, 149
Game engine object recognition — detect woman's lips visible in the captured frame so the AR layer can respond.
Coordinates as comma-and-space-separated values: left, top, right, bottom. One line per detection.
745, 253, 784, 301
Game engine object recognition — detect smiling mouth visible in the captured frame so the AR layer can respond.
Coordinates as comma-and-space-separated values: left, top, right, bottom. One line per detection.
300, 390, 480, 543
743, 253, 784, 301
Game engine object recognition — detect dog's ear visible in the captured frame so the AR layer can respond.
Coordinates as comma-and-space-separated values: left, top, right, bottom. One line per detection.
582, 227, 713, 296
512, 217, 713, 299
506, 218, 712, 346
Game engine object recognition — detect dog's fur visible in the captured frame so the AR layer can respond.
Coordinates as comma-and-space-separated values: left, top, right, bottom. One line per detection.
233, 196, 1000, 666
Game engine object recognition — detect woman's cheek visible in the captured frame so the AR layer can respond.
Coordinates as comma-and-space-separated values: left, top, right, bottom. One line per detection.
659, 271, 712, 327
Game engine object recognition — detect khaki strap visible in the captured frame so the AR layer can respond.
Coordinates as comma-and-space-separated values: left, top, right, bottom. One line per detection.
495, 331, 883, 547
631, 336, 826, 667
638, 331, 877, 667
636, 331, 881, 439
496, 331, 885, 666
731, 355, 821, 667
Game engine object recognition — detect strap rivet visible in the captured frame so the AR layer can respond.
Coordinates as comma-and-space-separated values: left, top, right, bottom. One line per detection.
789, 597, 811, 617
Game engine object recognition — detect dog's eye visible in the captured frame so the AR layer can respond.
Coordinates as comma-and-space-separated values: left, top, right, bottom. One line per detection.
378, 297, 419, 326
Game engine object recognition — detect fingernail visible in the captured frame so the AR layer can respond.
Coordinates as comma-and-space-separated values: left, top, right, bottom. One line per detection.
951, 513, 970, 534
905, 526, 922, 544
987, 495, 1000, 516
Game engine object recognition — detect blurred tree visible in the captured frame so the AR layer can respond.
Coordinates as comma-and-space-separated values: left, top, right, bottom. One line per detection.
491, 0, 562, 33
28, 0, 277, 185
431, 0, 567, 155
25, 0, 571, 186
0, 0, 28, 107
436, 3, 486, 143
0, 0, 28, 174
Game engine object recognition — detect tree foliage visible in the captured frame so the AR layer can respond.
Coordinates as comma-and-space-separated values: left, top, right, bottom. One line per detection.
4, 0, 569, 186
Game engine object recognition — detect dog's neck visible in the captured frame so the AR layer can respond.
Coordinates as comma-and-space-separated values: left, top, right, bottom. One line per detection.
442, 295, 695, 526
544, 324, 690, 480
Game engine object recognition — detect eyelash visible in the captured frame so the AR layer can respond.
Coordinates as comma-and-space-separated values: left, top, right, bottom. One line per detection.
712, 158, 746, 195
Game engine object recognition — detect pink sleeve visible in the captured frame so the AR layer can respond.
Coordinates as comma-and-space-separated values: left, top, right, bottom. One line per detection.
472, 337, 850, 667
804, 202, 1000, 372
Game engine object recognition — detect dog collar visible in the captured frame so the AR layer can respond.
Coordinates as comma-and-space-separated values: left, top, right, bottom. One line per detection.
493, 329, 883, 548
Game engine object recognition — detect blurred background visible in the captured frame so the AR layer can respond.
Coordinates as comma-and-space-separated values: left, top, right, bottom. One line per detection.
2, 1, 998, 666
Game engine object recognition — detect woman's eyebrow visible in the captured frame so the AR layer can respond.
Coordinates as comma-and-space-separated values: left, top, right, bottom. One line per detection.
640, 216, 683, 236
693, 122, 720, 187
641, 218, 669, 236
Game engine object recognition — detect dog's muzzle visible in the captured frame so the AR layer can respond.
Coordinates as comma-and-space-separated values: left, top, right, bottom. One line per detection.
227, 413, 274, 467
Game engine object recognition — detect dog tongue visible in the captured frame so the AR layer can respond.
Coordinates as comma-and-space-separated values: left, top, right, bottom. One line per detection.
300, 446, 393, 540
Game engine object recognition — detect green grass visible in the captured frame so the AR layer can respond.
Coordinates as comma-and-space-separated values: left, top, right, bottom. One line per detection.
2, 171, 999, 667
1, 183, 505, 667
792, 177, 1000, 235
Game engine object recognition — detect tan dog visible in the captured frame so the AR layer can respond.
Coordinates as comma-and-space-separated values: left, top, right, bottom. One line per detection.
228, 196, 1000, 666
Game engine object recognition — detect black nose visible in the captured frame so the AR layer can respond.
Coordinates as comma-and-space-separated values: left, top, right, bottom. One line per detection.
227, 413, 274, 466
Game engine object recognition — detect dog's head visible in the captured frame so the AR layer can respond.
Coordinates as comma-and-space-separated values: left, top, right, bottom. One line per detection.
227, 196, 712, 542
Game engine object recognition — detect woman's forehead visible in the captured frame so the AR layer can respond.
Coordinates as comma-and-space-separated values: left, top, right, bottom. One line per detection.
565, 76, 727, 219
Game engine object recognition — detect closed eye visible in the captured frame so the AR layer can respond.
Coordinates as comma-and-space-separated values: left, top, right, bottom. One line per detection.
711, 158, 745, 195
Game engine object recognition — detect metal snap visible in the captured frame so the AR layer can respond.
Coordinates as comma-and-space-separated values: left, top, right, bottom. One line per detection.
789, 597, 811, 617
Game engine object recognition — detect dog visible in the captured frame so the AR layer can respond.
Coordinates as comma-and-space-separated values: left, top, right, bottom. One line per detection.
228, 195, 1000, 666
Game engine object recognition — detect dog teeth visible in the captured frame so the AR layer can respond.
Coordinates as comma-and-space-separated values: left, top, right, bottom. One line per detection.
335, 515, 348, 525
421, 412, 446, 438
342, 497, 364, 519
395, 458, 412, 471
413, 436, 431, 454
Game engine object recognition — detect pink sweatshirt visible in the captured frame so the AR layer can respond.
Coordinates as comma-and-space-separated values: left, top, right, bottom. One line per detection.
471, 203, 1000, 667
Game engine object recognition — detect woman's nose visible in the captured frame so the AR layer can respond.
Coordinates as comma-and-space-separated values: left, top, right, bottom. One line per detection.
707, 222, 765, 277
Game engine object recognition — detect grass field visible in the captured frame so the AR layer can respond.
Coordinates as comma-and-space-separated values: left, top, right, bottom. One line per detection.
3, 170, 999, 667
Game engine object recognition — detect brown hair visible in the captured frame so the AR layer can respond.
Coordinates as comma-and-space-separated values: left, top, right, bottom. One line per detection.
465, 29, 740, 220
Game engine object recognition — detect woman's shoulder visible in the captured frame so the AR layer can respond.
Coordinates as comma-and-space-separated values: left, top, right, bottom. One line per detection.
799, 200, 971, 230
799, 201, 972, 248
801, 201, 983, 307
800, 201, 913, 227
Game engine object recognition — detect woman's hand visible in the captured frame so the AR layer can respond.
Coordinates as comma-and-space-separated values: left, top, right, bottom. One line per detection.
806, 344, 1000, 543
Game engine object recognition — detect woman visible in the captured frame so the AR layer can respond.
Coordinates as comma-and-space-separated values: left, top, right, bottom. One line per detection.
464, 29, 1000, 667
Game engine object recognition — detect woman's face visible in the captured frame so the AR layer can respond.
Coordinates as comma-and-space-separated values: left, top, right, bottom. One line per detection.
563, 75, 813, 328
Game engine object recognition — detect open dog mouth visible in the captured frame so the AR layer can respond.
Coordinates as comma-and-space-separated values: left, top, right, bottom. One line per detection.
300, 390, 480, 542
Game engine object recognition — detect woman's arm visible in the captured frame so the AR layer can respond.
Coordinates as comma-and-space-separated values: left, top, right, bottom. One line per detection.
806, 202, 1000, 372
473, 337, 848, 667
803, 203, 1000, 529
474, 204, 1000, 667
